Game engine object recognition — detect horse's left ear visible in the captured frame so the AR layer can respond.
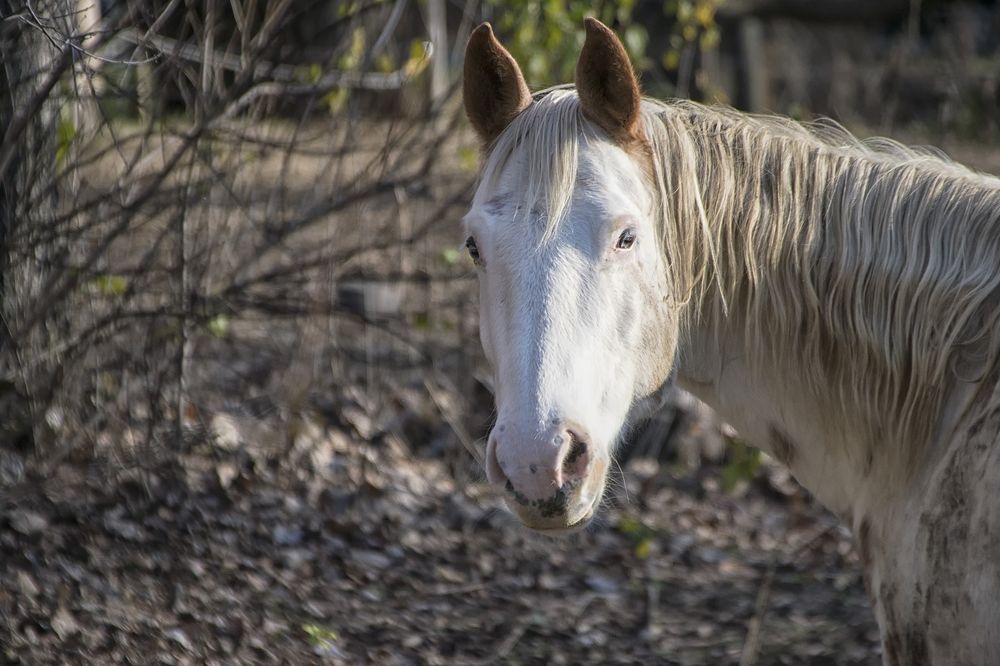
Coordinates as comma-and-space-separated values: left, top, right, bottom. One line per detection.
575, 18, 644, 146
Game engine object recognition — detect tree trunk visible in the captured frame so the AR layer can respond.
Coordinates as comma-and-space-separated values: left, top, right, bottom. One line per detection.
0, 2, 77, 449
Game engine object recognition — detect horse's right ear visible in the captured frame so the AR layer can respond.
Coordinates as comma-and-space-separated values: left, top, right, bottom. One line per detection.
463, 23, 532, 146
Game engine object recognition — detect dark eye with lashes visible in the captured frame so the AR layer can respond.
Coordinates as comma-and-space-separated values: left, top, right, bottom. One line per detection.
615, 228, 637, 251
466, 236, 482, 264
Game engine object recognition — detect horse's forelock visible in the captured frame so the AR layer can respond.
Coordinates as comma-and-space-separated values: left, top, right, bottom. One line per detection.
476, 89, 595, 241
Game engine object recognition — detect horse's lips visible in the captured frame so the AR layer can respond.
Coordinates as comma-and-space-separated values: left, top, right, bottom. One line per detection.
522, 492, 599, 535
521, 455, 607, 534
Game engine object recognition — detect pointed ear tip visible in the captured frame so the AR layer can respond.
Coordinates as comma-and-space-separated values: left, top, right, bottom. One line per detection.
466, 23, 498, 61
583, 17, 610, 35
469, 22, 494, 42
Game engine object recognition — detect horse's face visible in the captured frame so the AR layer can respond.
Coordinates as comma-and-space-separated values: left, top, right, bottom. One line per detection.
465, 139, 674, 531
462, 20, 676, 532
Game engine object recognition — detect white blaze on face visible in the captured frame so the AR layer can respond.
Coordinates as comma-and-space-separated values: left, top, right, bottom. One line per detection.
465, 136, 671, 517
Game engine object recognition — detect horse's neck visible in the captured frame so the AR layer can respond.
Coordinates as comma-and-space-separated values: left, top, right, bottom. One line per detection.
674, 120, 1000, 515
677, 308, 993, 527
675, 323, 868, 517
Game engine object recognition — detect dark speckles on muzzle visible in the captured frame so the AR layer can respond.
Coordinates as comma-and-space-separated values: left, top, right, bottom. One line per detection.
506, 478, 582, 518
486, 422, 601, 530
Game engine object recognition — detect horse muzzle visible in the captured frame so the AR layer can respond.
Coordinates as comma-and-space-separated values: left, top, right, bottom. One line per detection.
486, 423, 608, 532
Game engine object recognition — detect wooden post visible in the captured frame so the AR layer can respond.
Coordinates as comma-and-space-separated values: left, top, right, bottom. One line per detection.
427, 0, 448, 106
738, 17, 769, 112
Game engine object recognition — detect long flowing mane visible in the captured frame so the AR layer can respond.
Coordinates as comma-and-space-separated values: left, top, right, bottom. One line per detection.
479, 88, 1000, 468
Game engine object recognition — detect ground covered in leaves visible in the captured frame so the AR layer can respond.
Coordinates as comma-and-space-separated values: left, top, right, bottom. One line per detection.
0, 407, 880, 666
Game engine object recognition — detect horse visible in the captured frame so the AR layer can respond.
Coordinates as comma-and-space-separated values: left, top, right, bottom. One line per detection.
461, 17, 1000, 665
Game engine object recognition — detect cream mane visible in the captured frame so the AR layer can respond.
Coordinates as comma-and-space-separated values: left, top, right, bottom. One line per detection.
479, 88, 1000, 468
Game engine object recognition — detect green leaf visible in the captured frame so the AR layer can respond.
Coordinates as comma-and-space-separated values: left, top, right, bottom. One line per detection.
302, 624, 339, 648
662, 50, 681, 71
403, 40, 430, 77
721, 440, 762, 492
323, 89, 350, 114
92, 274, 127, 297
413, 312, 431, 330
206, 314, 230, 338
458, 146, 479, 172
694, 1, 716, 27
56, 118, 77, 166
375, 53, 395, 73
700, 26, 720, 50
618, 515, 642, 535
618, 513, 659, 559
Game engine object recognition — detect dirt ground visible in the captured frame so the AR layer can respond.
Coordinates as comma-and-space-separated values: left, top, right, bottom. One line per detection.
0, 399, 880, 665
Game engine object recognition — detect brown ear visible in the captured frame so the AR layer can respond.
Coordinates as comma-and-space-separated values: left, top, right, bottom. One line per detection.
575, 18, 643, 145
463, 23, 532, 146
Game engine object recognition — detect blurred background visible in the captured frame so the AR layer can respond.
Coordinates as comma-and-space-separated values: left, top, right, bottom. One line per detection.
1, 0, 997, 663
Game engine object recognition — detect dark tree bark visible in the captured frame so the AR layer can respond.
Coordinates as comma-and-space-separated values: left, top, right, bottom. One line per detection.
0, 3, 77, 449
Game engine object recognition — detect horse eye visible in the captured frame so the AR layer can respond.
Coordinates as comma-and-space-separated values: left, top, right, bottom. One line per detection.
465, 236, 481, 263
616, 228, 637, 250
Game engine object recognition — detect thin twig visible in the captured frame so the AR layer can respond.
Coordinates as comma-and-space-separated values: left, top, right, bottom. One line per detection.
424, 376, 484, 467
738, 562, 776, 666
115, 27, 432, 95
459, 612, 535, 665
738, 521, 839, 666
493, 615, 531, 661
11, 3, 157, 65
0, 45, 73, 183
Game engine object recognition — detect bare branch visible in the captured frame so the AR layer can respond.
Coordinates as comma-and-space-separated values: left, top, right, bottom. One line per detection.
0, 45, 73, 183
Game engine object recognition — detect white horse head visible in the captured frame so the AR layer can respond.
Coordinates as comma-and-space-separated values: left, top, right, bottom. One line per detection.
462, 20, 676, 531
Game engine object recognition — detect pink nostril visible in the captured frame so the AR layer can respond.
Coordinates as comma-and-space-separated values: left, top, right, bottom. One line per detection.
560, 432, 590, 484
